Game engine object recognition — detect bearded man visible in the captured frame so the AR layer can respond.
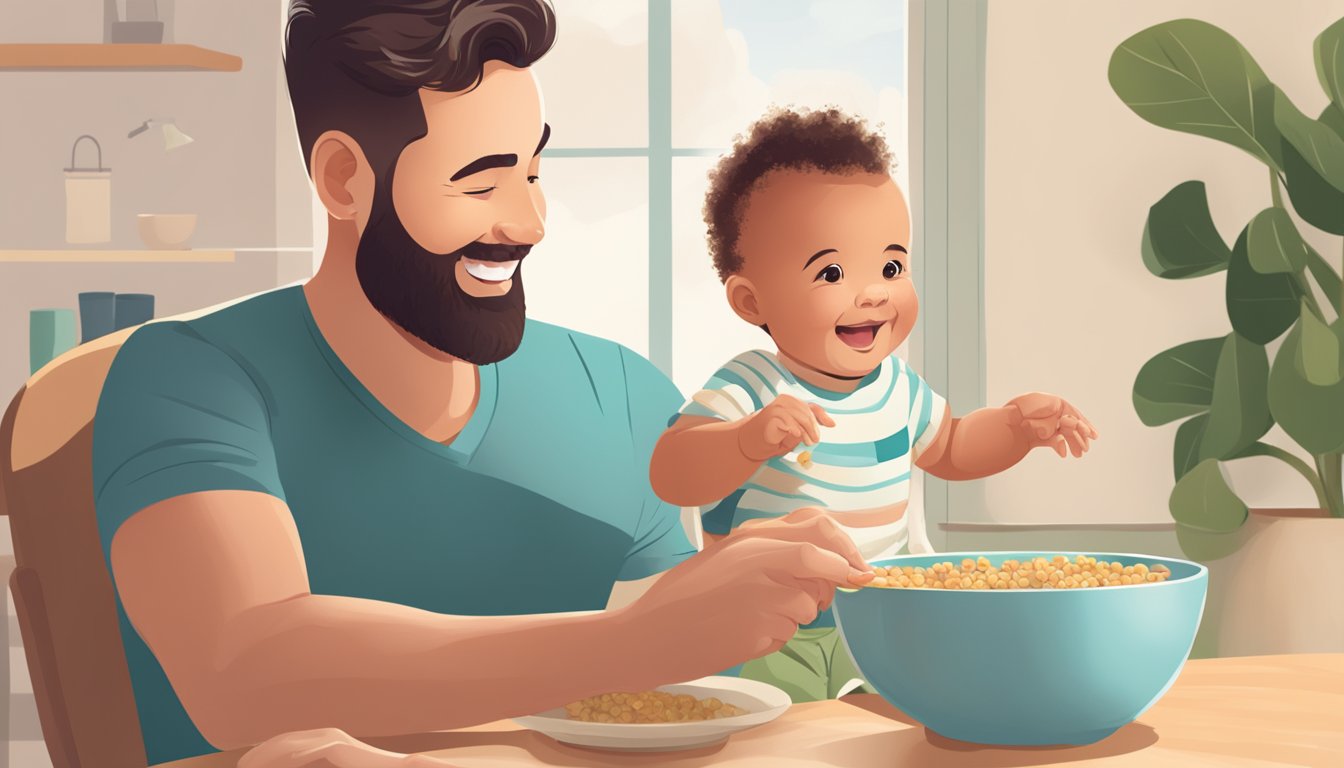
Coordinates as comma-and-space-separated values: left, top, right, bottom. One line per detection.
91, 1, 870, 764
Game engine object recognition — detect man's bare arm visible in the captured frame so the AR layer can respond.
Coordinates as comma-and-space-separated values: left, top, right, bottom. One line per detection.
112, 493, 871, 752
111, 490, 658, 750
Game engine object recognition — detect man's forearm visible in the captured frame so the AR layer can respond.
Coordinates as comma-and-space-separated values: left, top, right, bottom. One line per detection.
928, 407, 1029, 481
651, 423, 762, 506
201, 595, 662, 748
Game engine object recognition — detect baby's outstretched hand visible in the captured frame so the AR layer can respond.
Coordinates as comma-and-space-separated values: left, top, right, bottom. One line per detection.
738, 395, 835, 462
1008, 393, 1098, 458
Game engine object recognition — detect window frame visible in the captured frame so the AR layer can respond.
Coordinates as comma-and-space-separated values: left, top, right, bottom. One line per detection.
546, 0, 989, 542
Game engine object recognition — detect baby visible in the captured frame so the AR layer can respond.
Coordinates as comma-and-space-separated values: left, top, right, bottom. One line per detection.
650, 108, 1097, 702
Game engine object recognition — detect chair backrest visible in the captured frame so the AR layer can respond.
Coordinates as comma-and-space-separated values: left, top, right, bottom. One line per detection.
0, 292, 274, 768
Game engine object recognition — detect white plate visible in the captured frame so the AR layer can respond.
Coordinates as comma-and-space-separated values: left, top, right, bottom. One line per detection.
513, 676, 791, 752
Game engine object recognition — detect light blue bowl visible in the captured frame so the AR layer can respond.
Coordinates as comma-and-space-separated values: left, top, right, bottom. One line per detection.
832, 551, 1207, 746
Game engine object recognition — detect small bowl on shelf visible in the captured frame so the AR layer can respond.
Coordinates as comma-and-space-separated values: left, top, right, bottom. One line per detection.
137, 213, 197, 250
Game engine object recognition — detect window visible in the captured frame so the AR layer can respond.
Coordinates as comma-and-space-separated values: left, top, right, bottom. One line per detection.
530, 0, 911, 394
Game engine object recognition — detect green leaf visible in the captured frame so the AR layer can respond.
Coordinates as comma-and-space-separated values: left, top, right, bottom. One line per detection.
1226, 225, 1305, 343
1322, 102, 1344, 139
1169, 459, 1249, 533
1282, 141, 1344, 234
1315, 16, 1344, 106
1274, 87, 1344, 191
1173, 414, 1209, 481
1245, 206, 1310, 274
1133, 337, 1224, 426
1306, 241, 1344, 301
1269, 318, 1344, 453
1201, 333, 1273, 459
1176, 521, 1253, 561
1298, 303, 1343, 386
1141, 181, 1232, 278
1276, 90, 1344, 235
1109, 20, 1281, 170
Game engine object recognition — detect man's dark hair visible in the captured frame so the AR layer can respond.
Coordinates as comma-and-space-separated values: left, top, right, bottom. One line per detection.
703, 107, 894, 282
284, 0, 557, 185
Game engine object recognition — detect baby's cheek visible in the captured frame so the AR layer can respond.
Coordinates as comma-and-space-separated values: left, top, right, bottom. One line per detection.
895, 283, 919, 321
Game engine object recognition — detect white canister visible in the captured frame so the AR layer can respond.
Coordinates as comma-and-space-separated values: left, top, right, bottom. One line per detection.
65, 135, 112, 245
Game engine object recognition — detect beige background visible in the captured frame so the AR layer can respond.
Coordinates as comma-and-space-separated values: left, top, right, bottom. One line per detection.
980, 0, 1343, 525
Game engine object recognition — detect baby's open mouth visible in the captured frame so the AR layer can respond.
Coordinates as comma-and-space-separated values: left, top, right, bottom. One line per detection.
836, 321, 884, 350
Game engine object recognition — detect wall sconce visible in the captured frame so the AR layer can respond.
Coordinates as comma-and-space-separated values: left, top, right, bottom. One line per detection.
128, 119, 194, 151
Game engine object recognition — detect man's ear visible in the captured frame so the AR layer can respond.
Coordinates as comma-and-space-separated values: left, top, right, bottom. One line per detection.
725, 275, 765, 328
311, 130, 375, 225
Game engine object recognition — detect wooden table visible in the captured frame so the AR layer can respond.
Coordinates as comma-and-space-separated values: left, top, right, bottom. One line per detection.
161, 654, 1344, 767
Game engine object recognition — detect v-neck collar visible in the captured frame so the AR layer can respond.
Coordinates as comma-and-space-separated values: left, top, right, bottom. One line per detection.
294, 286, 498, 465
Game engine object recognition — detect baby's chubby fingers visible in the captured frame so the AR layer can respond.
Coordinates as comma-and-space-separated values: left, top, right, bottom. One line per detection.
769, 395, 830, 444
1063, 427, 1087, 457
1064, 402, 1099, 440
808, 402, 837, 429
1058, 415, 1090, 454
778, 401, 823, 444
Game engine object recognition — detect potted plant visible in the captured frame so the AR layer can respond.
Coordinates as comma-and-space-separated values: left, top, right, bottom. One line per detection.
1109, 17, 1344, 656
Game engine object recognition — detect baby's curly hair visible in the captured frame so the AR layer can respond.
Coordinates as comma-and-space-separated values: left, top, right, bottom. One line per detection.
703, 107, 894, 282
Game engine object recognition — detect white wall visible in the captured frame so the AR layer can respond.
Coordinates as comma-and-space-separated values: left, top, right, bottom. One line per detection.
980, 0, 1341, 524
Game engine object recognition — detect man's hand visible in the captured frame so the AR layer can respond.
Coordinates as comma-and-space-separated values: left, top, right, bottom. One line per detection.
238, 729, 457, 768
619, 508, 871, 683
1007, 392, 1098, 458
737, 395, 835, 462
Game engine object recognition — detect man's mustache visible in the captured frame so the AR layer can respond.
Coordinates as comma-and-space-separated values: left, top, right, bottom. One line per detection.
458, 241, 532, 263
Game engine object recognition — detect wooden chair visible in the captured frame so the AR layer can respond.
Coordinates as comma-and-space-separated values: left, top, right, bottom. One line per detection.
0, 295, 262, 768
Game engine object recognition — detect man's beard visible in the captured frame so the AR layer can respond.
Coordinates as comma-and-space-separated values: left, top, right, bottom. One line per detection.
355, 195, 529, 365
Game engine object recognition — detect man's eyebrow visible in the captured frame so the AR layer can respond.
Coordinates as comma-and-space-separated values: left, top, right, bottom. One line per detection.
534, 123, 551, 156
450, 153, 518, 182
802, 248, 838, 270
885, 244, 909, 254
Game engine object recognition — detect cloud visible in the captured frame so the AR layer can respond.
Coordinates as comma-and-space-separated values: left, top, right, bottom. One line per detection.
809, 0, 902, 46
671, 0, 907, 176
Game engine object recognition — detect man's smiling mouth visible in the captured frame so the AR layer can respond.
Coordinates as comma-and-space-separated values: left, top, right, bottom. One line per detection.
462, 258, 520, 283
835, 320, 885, 350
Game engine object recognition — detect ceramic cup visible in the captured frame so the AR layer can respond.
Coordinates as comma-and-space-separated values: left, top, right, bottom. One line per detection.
114, 293, 156, 331
78, 291, 117, 343
29, 309, 78, 374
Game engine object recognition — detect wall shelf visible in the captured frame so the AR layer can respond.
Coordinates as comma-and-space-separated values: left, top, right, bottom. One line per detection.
0, 44, 242, 72
0, 250, 235, 263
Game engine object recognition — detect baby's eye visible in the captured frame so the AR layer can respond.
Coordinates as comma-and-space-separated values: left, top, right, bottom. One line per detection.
883, 260, 904, 279
815, 264, 844, 284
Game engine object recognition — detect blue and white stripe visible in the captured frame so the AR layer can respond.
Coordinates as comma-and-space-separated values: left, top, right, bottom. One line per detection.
680, 350, 947, 556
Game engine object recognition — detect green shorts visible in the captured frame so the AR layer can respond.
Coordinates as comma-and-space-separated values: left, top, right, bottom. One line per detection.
736, 626, 875, 702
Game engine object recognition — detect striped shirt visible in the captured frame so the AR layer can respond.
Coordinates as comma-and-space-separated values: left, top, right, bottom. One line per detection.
679, 349, 946, 560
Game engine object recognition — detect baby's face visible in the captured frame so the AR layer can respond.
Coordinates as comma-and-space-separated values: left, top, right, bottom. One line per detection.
729, 170, 916, 379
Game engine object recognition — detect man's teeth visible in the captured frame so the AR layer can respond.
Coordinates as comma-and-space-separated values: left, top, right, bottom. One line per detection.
463, 259, 520, 282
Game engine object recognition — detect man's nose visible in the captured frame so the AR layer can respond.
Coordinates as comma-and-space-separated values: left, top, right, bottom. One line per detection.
492, 187, 546, 245
495, 221, 544, 246
856, 283, 890, 308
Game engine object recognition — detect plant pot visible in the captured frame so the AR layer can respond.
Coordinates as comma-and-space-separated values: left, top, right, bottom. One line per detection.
1218, 509, 1344, 656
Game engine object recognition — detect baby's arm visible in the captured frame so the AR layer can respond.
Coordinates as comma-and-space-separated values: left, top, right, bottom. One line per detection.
651, 395, 833, 507
915, 394, 1097, 481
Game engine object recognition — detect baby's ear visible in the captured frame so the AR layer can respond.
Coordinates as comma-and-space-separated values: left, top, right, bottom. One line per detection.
725, 276, 765, 328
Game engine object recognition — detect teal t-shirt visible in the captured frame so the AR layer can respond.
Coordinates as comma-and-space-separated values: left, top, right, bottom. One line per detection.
91, 286, 695, 765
